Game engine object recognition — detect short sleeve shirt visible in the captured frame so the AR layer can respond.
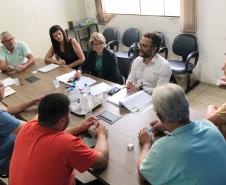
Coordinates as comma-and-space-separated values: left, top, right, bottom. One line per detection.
140, 120, 226, 185
0, 41, 32, 67
0, 110, 20, 168
216, 102, 226, 122
9, 120, 97, 185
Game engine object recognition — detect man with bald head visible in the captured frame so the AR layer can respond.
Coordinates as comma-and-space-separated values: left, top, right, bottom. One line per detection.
0, 31, 35, 74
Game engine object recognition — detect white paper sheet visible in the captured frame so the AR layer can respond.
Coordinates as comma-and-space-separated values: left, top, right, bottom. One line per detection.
90, 82, 111, 96
1, 77, 15, 87
56, 71, 96, 89
38, 64, 59, 73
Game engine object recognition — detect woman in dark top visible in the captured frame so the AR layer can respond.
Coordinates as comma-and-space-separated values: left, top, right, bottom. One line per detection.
72, 32, 123, 84
44, 25, 85, 69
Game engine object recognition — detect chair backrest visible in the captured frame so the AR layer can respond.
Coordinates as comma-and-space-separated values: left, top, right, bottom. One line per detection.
122, 28, 140, 47
172, 34, 198, 61
103, 27, 118, 44
156, 31, 166, 48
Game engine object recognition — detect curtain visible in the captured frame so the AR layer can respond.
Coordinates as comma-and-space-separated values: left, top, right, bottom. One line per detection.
95, 0, 115, 25
180, 0, 197, 33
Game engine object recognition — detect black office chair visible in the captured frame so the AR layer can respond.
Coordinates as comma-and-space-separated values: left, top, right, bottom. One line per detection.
168, 34, 199, 93
157, 32, 168, 59
115, 28, 140, 59
115, 28, 140, 81
103, 27, 119, 52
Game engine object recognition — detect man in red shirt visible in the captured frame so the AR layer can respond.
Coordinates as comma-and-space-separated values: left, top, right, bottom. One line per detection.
9, 93, 109, 185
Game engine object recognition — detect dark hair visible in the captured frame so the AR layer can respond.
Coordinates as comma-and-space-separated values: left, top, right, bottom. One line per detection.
38, 93, 70, 127
49, 25, 70, 56
143, 32, 161, 52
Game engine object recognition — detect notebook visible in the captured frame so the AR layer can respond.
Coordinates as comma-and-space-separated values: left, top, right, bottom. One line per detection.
38, 64, 59, 73
119, 91, 152, 112
108, 89, 152, 112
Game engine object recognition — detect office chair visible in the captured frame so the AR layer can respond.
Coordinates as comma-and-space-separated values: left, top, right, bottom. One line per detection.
157, 32, 168, 59
103, 27, 119, 52
115, 28, 140, 59
168, 34, 199, 93
115, 28, 140, 81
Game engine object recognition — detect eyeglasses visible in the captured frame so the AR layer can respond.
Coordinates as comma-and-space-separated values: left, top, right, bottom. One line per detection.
2, 37, 14, 44
92, 42, 104, 47
138, 43, 155, 48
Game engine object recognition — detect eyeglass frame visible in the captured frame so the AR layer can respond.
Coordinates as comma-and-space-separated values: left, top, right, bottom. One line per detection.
92, 42, 105, 47
138, 43, 156, 49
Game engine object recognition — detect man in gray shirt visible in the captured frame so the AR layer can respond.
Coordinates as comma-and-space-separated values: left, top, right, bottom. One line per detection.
126, 32, 172, 94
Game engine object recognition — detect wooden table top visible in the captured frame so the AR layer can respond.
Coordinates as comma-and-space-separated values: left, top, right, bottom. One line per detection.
0, 59, 204, 185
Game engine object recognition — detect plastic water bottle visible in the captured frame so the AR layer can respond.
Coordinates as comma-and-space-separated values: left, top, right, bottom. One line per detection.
68, 87, 76, 111
81, 92, 92, 118
73, 86, 81, 109
84, 83, 91, 96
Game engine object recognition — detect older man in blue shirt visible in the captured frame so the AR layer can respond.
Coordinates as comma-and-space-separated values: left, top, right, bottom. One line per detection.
0, 31, 35, 74
138, 83, 226, 185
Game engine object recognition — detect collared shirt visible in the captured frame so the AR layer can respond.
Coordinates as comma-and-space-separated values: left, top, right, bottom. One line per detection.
0, 41, 32, 67
216, 102, 226, 122
127, 54, 172, 94
140, 120, 226, 185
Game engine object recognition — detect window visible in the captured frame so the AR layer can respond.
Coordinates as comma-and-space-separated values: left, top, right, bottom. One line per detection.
102, 0, 180, 16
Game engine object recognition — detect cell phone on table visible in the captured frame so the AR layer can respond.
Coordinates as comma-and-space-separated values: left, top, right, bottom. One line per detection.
107, 87, 121, 96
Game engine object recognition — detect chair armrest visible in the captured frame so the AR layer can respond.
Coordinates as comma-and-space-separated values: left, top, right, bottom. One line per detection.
106, 40, 119, 51
185, 51, 199, 70
128, 43, 139, 57
158, 47, 168, 59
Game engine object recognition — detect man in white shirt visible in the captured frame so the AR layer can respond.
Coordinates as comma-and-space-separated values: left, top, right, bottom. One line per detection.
126, 32, 172, 94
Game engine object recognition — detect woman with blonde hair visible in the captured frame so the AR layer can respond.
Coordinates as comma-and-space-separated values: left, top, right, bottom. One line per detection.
71, 32, 123, 84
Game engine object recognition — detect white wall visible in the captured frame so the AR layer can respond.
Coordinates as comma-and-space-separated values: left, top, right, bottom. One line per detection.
0, 0, 85, 58
83, 0, 226, 84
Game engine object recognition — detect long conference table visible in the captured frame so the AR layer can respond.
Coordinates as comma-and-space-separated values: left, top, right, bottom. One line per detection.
0, 59, 203, 185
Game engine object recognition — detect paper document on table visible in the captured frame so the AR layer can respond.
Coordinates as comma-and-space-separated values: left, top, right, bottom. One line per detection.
56, 71, 96, 89
107, 88, 128, 106
90, 82, 111, 96
4, 86, 16, 97
38, 64, 59, 73
1, 77, 15, 87
119, 91, 152, 112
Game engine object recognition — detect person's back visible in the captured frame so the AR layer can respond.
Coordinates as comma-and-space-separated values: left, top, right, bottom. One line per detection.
10, 120, 97, 185
138, 84, 226, 185
142, 119, 226, 185
9, 93, 108, 185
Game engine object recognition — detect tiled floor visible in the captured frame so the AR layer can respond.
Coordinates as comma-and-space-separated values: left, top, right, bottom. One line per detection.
188, 83, 226, 117
1, 83, 226, 185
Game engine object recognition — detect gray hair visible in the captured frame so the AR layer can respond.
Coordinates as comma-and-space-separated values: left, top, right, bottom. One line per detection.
0, 31, 10, 41
152, 83, 189, 123
89, 32, 106, 47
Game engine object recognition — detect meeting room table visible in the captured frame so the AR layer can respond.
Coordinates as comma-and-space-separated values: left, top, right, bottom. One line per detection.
0, 59, 204, 185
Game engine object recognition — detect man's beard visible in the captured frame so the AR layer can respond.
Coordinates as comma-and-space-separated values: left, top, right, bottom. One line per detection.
139, 50, 153, 59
